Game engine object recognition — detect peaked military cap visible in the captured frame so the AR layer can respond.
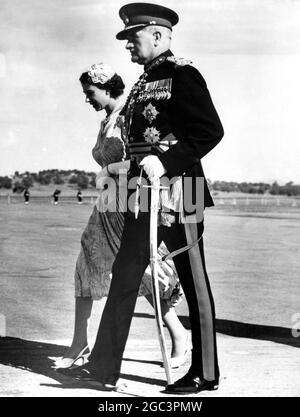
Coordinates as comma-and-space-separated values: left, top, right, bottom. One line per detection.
116, 2, 179, 40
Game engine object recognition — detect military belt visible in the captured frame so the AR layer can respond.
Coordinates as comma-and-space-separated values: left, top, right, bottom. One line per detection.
128, 139, 178, 160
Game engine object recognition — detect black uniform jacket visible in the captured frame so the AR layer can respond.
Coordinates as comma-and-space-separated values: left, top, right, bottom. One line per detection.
124, 49, 224, 209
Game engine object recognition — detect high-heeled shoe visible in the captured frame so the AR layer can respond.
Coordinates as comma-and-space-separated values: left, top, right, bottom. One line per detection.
169, 333, 191, 369
54, 345, 90, 370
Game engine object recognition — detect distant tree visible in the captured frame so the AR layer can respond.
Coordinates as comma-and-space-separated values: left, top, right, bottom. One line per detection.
68, 173, 89, 189
291, 185, 300, 196
90, 174, 96, 188
53, 174, 65, 185
238, 182, 251, 193
212, 180, 271, 194
77, 174, 89, 189
279, 182, 300, 196
212, 181, 239, 193
0, 176, 12, 189
36, 172, 51, 185
68, 174, 78, 185
270, 181, 280, 195
21, 175, 34, 189
12, 181, 25, 193
257, 183, 270, 194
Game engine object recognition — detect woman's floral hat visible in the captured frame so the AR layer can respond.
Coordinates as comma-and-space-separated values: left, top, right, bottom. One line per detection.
87, 63, 115, 84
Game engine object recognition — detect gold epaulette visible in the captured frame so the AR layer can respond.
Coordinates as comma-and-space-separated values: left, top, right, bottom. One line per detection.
166, 56, 193, 67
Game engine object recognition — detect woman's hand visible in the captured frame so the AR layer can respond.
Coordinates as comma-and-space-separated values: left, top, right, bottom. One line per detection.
96, 161, 130, 190
106, 160, 130, 176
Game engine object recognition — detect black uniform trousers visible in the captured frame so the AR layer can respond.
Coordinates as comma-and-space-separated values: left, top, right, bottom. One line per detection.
88, 211, 219, 385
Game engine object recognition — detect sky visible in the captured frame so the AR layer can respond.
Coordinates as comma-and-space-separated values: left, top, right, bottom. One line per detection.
0, 0, 300, 183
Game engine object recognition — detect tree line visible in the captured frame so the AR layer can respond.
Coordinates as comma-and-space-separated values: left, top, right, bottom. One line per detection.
0, 171, 299, 196
209, 180, 300, 196
0, 170, 96, 193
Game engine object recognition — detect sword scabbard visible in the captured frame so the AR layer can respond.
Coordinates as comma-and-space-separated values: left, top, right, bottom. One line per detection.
149, 177, 173, 385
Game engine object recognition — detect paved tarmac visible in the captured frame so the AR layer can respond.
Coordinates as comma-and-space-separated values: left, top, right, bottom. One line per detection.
1, 296, 300, 397
1, 203, 299, 397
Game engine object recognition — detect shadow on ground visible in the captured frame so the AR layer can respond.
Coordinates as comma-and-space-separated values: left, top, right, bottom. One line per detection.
134, 313, 300, 348
0, 337, 165, 391
215, 318, 300, 348
0, 316, 298, 391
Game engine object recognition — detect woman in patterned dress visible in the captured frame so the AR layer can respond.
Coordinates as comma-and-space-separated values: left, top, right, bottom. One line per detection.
55, 63, 189, 370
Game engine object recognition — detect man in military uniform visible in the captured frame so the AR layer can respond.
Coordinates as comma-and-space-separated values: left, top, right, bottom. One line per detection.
76, 189, 83, 204
53, 189, 60, 205
23, 188, 30, 204
63, 3, 224, 394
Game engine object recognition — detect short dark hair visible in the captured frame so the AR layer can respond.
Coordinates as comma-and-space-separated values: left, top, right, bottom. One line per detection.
79, 72, 125, 99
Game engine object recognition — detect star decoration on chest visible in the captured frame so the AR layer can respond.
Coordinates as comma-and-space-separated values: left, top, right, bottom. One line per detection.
143, 127, 161, 144
142, 103, 159, 124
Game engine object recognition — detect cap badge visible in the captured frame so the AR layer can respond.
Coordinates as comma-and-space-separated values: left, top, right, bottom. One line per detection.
120, 12, 129, 24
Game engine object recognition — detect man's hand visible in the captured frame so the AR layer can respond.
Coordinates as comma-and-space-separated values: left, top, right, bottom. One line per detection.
139, 155, 166, 181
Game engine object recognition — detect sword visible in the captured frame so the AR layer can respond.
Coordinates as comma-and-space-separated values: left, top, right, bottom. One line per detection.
134, 167, 143, 219
144, 177, 173, 385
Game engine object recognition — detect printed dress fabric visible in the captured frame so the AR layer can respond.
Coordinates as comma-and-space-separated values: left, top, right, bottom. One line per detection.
74, 104, 183, 305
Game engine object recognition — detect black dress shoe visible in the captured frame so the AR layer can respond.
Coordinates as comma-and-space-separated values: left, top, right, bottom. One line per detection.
164, 372, 219, 394
56, 364, 120, 390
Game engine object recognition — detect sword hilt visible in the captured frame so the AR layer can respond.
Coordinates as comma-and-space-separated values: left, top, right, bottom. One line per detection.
135, 175, 169, 219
